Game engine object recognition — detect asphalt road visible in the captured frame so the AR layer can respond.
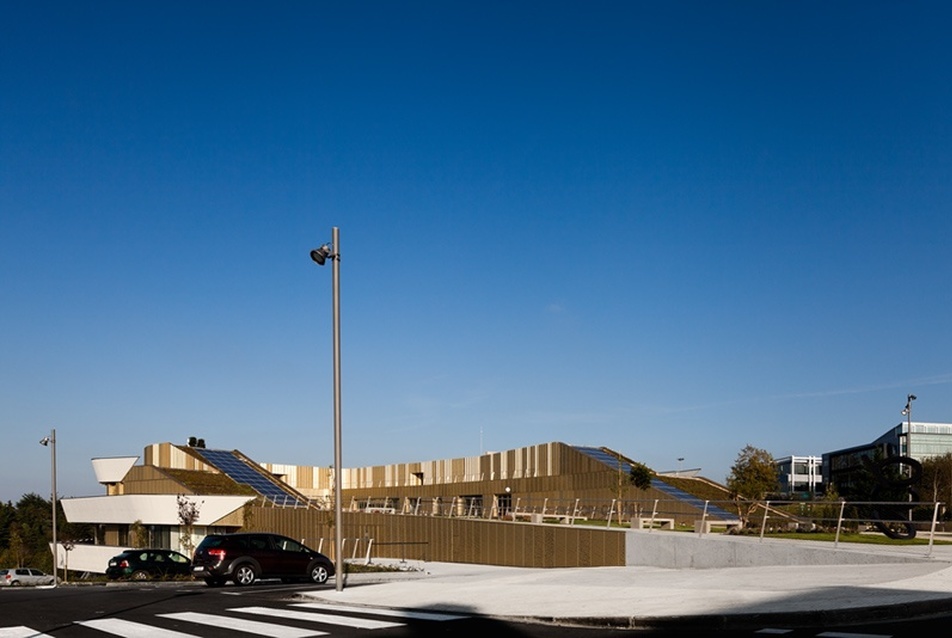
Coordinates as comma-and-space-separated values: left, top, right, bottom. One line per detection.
1, 581, 950, 638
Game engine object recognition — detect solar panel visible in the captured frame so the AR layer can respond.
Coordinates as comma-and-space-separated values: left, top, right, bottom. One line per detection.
575, 446, 635, 472
574, 446, 737, 521
649, 479, 736, 520
194, 448, 306, 507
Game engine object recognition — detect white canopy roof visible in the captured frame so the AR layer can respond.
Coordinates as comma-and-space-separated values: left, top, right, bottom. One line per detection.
61, 494, 254, 525
90, 456, 139, 483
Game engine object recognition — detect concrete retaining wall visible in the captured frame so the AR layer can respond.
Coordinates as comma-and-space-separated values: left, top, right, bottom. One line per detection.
625, 529, 944, 568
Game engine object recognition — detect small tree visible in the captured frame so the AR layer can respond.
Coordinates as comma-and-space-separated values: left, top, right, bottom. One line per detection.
128, 519, 145, 547
920, 452, 952, 519
628, 462, 653, 491
176, 495, 202, 556
726, 445, 779, 526
609, 452, 653, 522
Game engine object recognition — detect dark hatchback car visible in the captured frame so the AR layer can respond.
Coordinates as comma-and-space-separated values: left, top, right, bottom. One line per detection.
106, 549, 193, 580
191, 532, 334, 587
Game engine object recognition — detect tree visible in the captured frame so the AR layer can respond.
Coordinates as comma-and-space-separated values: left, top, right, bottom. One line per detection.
628, 462, 653, 491
726, 445, 779, 526
12, 493, 54, 571
608, 452, 654, 521
920, 452, 952, 520
176, 495, 202, 556
127, 519, 144, 547
0, 501, 15, 550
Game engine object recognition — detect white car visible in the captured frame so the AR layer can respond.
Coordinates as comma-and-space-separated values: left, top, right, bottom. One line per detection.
0, 568, 56, 586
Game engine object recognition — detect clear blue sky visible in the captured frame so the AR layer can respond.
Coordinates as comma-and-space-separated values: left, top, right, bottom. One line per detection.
3, 1, 951, 503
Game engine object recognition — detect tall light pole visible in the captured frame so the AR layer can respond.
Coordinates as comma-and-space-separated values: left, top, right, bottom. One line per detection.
901, 394, 916, 457
39, 429, 57, 587
311, 227, 343, 591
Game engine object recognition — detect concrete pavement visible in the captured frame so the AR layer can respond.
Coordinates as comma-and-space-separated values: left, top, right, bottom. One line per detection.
300, 538, 952, 629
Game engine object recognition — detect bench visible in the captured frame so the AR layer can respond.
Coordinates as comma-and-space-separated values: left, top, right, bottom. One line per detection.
694, 519, 742, 534
632, 517, 675, 530
513, 513, 586, 524
513, 512, 543, 523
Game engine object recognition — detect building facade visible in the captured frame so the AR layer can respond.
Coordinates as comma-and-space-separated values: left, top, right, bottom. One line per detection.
60, 440, 738, 572
822, 421, 952, 497
775, 455, 823, 497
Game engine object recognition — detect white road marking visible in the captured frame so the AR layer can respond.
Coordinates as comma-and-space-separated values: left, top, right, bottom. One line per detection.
158, 612, 327, 637
76, 618, 201, 637
0, 629, 55, 638
755, 630, 794, 635
293, 602, 468, 621
230, 606, 403, 630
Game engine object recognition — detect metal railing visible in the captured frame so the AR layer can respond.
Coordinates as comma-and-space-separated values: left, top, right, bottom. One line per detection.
261, 492, 950, 546
325, 494, 945, 532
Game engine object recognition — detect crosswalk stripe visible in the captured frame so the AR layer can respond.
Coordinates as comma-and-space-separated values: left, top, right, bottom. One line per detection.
76, 618, 200, 637
158, 612, 328, 638
292, 602, 468, 621
230, 606, 403, 630
0, 629, 55, 638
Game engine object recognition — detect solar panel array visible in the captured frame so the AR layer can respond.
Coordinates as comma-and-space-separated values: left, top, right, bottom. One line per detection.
648, 479, 736, 520
573, 446, 738, 521
194, 448, 307, 507
574, 446, 635, 472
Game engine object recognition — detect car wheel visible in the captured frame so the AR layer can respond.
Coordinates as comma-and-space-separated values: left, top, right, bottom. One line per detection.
11, 581, 21, 587
233, 564, 257, 586
131, 570, 151, 581
308, 563, 330, 584
204, 577, 226, 587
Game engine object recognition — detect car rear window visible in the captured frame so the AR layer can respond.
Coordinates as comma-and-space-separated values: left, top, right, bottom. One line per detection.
196, 536, 224, 550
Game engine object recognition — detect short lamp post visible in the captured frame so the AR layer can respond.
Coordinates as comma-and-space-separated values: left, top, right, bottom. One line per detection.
39, 429, 58, 587
310, 227, 344, 591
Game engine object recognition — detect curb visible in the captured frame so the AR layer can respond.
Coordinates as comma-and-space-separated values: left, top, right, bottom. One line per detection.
515, 596, 952, 630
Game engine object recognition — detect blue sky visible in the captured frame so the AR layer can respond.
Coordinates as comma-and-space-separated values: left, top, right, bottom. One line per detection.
3, 1, 951, 503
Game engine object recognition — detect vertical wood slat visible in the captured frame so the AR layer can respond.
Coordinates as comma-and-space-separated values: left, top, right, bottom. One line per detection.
247, 506, 625, 568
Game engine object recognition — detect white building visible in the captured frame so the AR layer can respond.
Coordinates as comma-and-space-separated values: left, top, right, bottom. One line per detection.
775, 455, 823, 497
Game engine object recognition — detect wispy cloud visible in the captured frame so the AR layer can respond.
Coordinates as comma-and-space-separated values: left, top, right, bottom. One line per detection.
657, 374, 952, 414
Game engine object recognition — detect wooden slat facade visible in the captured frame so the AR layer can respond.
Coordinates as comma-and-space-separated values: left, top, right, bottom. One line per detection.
249, 507, 627, 568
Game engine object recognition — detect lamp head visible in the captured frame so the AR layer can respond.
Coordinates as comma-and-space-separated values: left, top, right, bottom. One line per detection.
310, 244, 334, 266
39, 437, 50, 446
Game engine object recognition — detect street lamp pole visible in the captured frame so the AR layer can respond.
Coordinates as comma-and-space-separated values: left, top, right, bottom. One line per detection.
311, 227, 344, 591
901, 394, 916, 457
39, 429, 58, 588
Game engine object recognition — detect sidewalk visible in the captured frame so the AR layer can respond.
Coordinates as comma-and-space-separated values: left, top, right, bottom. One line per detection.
300, 543, 952, 629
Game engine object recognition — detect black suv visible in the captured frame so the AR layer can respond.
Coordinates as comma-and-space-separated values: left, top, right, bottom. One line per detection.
191, 532, 334, 587
106, 549, 192, 580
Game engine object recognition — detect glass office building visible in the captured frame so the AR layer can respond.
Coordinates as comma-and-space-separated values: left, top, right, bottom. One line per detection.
822, 421, 952, 497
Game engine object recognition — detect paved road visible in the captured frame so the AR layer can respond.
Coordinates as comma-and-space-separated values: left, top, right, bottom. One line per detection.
304, 545, 952, 630
3, 571, 952, 637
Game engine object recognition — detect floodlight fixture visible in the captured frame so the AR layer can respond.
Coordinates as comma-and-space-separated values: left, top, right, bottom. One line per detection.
310, 244, 335, 266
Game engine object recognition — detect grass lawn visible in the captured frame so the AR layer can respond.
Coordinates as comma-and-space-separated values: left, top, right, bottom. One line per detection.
766, 531, 952, 545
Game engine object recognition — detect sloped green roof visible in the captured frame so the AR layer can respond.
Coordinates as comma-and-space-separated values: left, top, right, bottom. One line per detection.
162, 468, 257, 496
